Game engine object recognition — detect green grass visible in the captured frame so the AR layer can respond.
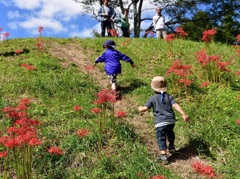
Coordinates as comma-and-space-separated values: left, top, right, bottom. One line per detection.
0, 37, 240, 178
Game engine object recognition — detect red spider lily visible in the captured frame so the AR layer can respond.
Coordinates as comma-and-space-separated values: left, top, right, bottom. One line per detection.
4, 138, 21, 148
152, 175, 165, 179
176, 26, 188, 38
93, 89, 117, 104
236, 69, 240, 76
28, 138, 42, 146
236, 119, 240, 125
208, 55, 220, 62
200, 82, 211, 88
121, 38, 130, 46
0, 151, 8, 158
165, 33, 175, 42
91, 107, 102, 114
202, 28, 217, 43
21, 64, 36, 71
73, 105, 82, 111
48, 146, 63, 155
85, 65, 95, 70
38, 26, 44, 33
196, 49, 210, 66
108, 29, 119, 37
237, 49, 240, 57
15, 49, 23, 55
192, 161, 217, 178
166, 59, 192, 77
178, 79, 192, 87
236, 34, 240, 42
77, 128, 89, 138
115, 110, 127, 118
0, 27, 3, 31
2, 32, 10, 39
216, 61, 231, 72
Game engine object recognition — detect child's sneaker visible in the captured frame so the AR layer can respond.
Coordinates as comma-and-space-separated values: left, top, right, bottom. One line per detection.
168, 146, 176, 154
156, 154, 168, 163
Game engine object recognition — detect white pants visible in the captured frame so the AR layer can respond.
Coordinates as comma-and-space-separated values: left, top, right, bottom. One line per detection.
156, 29, 167, 39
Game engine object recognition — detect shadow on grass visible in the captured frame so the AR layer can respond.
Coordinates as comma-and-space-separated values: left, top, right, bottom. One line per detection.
116, 78, 147, 99
0, 48, 30, 57
168, 138, 216, 163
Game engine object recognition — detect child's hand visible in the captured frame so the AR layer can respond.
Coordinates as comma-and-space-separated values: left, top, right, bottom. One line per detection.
131, 64, 135, 69
182, 114, 189, 122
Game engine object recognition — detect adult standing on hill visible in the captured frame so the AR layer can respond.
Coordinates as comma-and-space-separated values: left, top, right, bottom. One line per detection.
153, 7, 167, 39
98, 0, 116, 37
120, 9, 130, 37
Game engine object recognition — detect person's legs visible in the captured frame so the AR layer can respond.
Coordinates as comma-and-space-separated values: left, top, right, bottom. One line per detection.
156, 126, 167, 154
156, 30, 161, 38
107, 74, 117, 90
162, 29, 167, 40
166, 123, 175, 151
121, 27, 129, 37
101, 21, 107, 37
106, 21, 112, 37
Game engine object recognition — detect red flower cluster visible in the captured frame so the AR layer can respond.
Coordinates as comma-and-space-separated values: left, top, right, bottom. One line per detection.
202, 29, 217, 43
192, 161, 217, 178
93, 89, 117, 104
152, 175, 165, 179
1, 99, 42, 149
35, 38, 44, 50
0, 151, 8, 158
48, 146, 63, 155
21, 63, 36, 71
236, 69, 240, 76
199, 81, 211, 88
165, 33, 175, 42
77, 128, 89, 138
85, 65, 96, 71
176, 26, 188, 38
2, 32, 10, 39
73, 105, 82, 111
15, 49, 23, 55
38, 26, 44, 33
196, 49, 221, 67
115, 110, 127, 118
178, 79, 192, 87
166, 59, 192, 77
91, 107, 102, 114
216, 61, 231, 72
236, 34, 240, 42
236, 119, 240, 125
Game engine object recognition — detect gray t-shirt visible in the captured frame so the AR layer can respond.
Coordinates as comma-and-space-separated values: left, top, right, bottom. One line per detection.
145, 93, 176, 125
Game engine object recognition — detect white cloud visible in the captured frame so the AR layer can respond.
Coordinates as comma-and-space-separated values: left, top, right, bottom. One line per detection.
70, 23, 100, 38
12, 0, 42, 10
20, 17, 67, 34
7, 11, 21, 19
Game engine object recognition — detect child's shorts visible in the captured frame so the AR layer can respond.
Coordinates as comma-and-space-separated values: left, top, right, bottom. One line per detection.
107, 74, 117, 84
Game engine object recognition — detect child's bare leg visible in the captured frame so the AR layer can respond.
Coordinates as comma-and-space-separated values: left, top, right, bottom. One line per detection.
160, 150, 167, 155
111, 83, 116, 90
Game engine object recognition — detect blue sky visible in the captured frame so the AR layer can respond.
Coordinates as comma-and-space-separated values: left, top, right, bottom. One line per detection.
0, 0, 156, 39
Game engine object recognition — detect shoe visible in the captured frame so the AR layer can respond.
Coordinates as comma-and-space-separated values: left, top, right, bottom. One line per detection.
168, 148, 176, 154
157, 154, 168, 162
168, 145, 176, 154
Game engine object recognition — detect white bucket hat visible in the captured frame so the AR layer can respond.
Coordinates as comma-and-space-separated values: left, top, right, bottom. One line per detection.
151, 76, 167, 93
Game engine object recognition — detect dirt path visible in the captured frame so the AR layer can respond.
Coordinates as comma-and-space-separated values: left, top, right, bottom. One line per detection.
47, 41, 205, 179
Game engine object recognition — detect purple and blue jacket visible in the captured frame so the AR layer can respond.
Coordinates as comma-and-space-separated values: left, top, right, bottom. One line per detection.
95, 47, 134, 75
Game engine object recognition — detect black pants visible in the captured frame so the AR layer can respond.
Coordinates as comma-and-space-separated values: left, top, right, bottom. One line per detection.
121, 27, 130, 37
101, 20, 112, 37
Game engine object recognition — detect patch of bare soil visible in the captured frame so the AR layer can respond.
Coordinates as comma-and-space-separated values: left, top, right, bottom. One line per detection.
47, 41, 207, 179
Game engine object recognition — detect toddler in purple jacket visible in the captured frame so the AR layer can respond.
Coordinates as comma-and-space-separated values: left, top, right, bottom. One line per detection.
94, 40, 135, 90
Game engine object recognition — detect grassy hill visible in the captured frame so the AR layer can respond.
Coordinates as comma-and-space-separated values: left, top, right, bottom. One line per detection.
0, 37, 239, 179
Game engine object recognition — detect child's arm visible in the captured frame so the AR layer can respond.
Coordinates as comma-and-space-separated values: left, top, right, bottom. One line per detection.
172, 103, 189, 122
138, 106, 149, 113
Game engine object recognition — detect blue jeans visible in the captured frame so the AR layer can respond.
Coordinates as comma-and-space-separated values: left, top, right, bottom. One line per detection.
156, 123, 175, 150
